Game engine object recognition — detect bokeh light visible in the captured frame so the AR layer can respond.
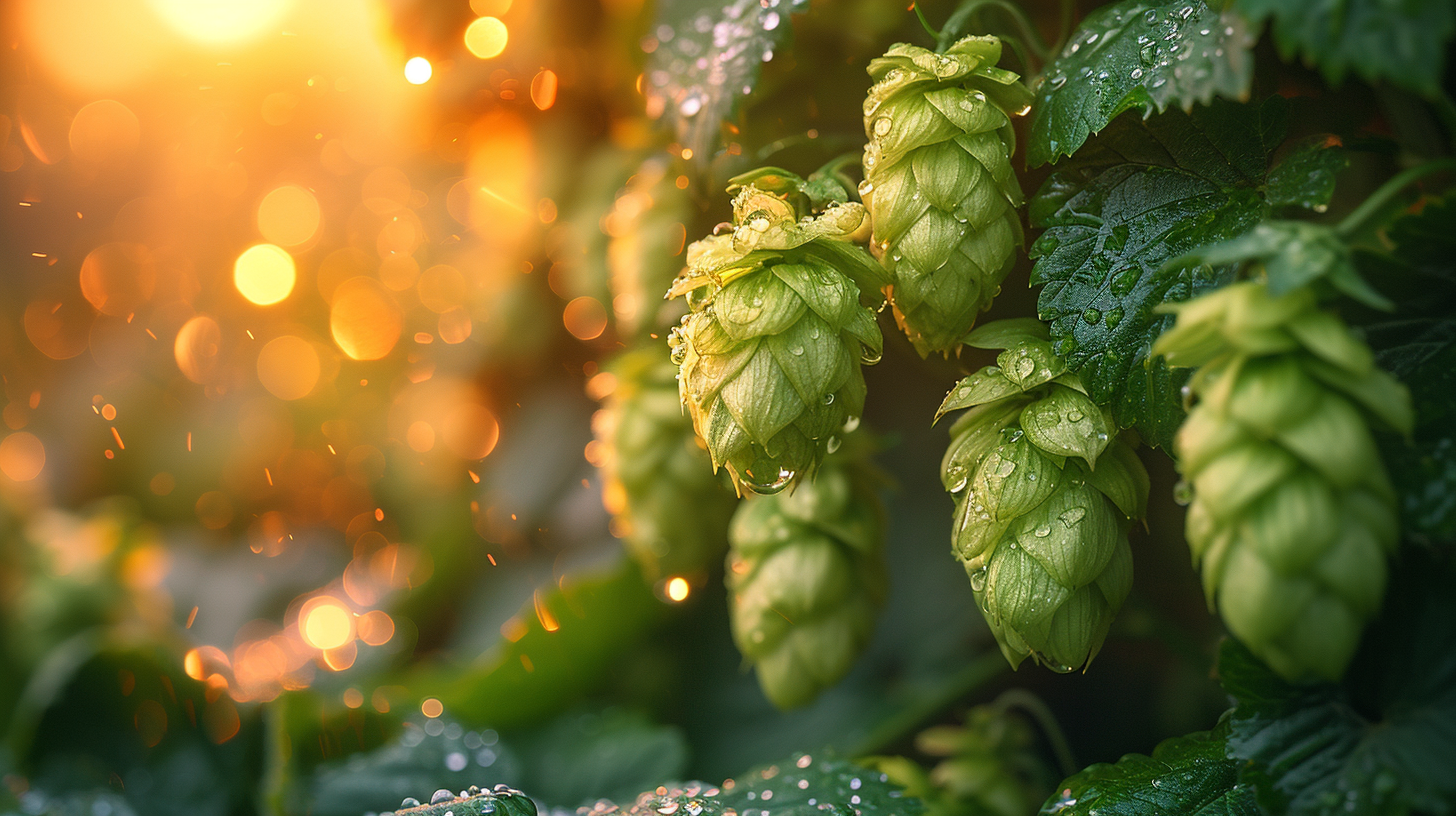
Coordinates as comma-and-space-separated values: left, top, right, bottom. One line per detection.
147, 0, 292, 45
256, 336, 321, 400
234, 244, 297, 305
404, 57, 433, 85
79, 243, 157, 316
256, 185, 322, 247
0, 433, 46, 482
563, 296, 608, 340
174, 315, 223, 384
68, 100, 141, 165
465, 17, 509, 59
299, 597, 354, 650
666, 577, 691, 602
330, 277, 402, 360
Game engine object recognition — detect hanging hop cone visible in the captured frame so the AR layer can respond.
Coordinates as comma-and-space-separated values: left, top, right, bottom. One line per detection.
861, 36, 1032, 356
591, 344, 737, 579
1153, 280, 1413, 683
605, 158, 694, 339
937, 320, 1148, 672
667, 184, 887, 495
914, 704, 1054, 816
727, 437, 886, 709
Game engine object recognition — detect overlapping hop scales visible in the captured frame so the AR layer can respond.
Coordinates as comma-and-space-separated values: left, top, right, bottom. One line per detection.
727, 441, 885, 709
1153, 280, 1413, 683
938, 320, 1148, 671
592, 345, 737, 579
861, 36, 1032, 356
667, 184, 886, 495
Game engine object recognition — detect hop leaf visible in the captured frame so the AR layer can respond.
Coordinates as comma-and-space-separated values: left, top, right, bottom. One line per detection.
939, 321, 1149, 672
727, 438, 886, 708
861, 36, 1031, 356
668, 184, 886, 495
395, 785, 536, 816
1153, 280, 1413, 683
593, 344, 738, 579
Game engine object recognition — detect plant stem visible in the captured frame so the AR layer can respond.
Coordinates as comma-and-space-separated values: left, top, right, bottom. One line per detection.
1336, 158, 1456, 238
913, 2, 941, 42
991, 688, 1078, 777
850, 653, 1007, 757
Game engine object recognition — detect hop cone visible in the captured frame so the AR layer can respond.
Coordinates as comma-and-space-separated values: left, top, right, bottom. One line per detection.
938, 320, 1148, 671
861, 36, 1031, 356
727, 440, 886, 709
915, 704, 1054, 816
592, 344, 737, 579
1153, 280, 1413, 683
668, 184, 886, 495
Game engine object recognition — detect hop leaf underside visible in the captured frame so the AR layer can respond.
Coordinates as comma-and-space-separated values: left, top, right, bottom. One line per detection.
862, 36, 1031, 356
1154, 280, 1413, 683
669, 186, 884, 495
940, 322, 1148, 672
727, 446, 886, 709
596, 345, 737, 579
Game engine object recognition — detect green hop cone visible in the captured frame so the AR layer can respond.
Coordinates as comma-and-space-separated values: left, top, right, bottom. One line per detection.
1152, 280, 1414, 683
668, 184, 887, 495
915, 704, 1054, 816
726, 438, 886, 708
861, 36, 1032, 356
592, 343, 737, 579
937, 319, 1148, 672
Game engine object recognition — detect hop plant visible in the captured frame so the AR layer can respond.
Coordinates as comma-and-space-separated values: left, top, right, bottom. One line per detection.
937, 320, 1148, 672
727, 439, 886, 708
1153, 280, 1414, 683
592, 344, 737, 579
667, 183, 886, 495
915, 703, 1055, 816
861, 35, 1032, 356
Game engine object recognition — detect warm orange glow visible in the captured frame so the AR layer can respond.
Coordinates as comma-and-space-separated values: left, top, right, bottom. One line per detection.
417, 265, 467, 313
404, 57, 432, 85
342, 688, 364, 708
148, 0, 292, 45
666, 576, 691, 602
464, 17, 509, 59
0, 432, 46, 482
69, 100, 140, 165
531, 70, 559, 110
80, 243, 157, 316
256, 336, 320, 400
533, 589, 560, 632
195, 491, 234, 529
23, 0, 172, 91
322, 640, 358, 671
234, 244, 296, 306
421, 697, 444, 718
469, 0, 512, 14
442, 404, 499, 460
563, 296, 608, 340
330, 277, 402, 360
183, 646, 231, 681
203, 696, 241, 744
257, 185, 321, 247
357, 610, 395, 646
299, 597, 354, 650
406, 420, 436, 453
174, 315, 223, 384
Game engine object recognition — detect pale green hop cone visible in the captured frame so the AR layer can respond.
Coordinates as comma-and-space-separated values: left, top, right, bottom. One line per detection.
937, 319, 1148, 671
604, 158, 694, 340
861, 36, 1032, 356
1153, 280, 1413, 683
727, 439, 886, 709
668, 184, 887, 495
592, 344, 737, 580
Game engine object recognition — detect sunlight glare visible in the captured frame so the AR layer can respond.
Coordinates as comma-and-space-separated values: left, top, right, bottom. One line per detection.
404, 57, 433, 85
148, 0, 292, 45
234, 244, 296, 305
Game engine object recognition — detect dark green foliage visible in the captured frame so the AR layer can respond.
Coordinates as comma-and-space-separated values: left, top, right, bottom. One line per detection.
1235, 0, 1456, 96
1029, 98, 1288, 446
1219, 550, 1456, 816
1265, 138, 1348, 212
1039, 722, 1257, 816
1026, 0, 1255, 167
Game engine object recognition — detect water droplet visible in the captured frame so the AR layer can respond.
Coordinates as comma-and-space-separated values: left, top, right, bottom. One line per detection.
826, 435, 841, 454
861, 347, 882, 364
1048, 73, 1067, 89
873, 117, 892, 136
842, 415, 861, 433
1172, 480, 1194, 506
679, 95, 704, 116
1082, 308, 1102, 324
969, 567, 988, 591
1033, 524, 1051, 537
1059, 507, 1086, 527
402, 799, 421, 809
857, 179, 874, 197
432, 790, 455, 805
762, 11, 780, 30
821, 392, 834, 405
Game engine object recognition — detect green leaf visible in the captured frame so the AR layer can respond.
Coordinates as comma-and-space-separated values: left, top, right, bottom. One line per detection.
1235, 0, 1456, 97
1026, 0, 1256, 167
1218, 549, 1456, 816
1172, 221, 1392, 309
1029, 99, 1283, 447
511, 708, 689, 808
1265, 137, 1348, 212
420, 559, 668, 729
644, 0, 808, 157
617, 754, 923, 816
1039, 721, 1258, 816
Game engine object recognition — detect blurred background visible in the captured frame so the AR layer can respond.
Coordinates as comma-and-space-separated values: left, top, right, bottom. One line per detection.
0, 1, 1225, 814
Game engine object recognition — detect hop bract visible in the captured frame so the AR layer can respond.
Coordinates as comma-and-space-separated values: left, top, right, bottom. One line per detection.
938, 320, 1148, 672
862, 36, 1031, 356
667, 185, 886, 495
1153, 280, 1413, 683
727, 440, 885, 709
592, 345, 737, 579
